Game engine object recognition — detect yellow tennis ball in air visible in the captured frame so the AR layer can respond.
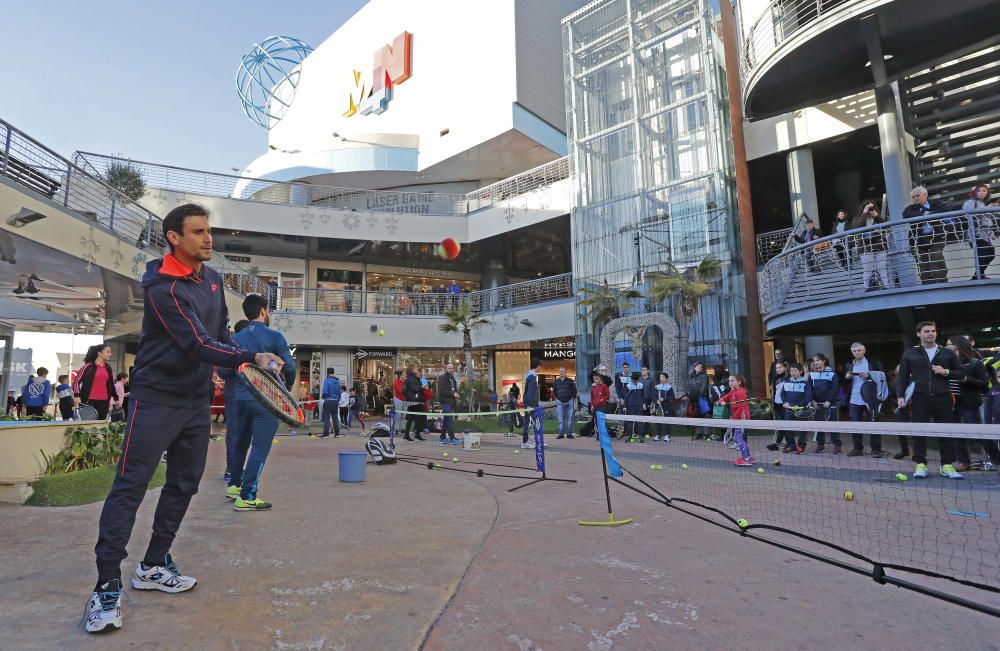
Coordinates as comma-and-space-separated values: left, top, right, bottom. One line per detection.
681, 463, 688, 469
378, 329, 385, 337
895, 473, 908, 481
737, 519, 749, 528
757, 467, 765, 474
844, 491, 854, 501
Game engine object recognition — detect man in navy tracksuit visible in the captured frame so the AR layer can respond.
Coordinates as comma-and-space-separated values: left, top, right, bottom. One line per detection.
85, 204, 282, 634
220, 294, 296, 511
223, 319, 249, 483
621, 372, 646, 440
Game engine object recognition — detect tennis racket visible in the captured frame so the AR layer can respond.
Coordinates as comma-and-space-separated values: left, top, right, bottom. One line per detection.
785, 405, 816, 419
238, 362, 305, 427
75, 403, 100, 421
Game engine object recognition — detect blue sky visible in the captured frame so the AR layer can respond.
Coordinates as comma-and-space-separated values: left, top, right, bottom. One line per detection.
2, 0, 368, 173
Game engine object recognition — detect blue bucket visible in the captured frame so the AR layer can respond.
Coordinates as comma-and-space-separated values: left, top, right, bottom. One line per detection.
338, 450, 368, 482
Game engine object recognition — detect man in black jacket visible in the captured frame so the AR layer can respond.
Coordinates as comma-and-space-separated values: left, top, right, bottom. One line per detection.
901, 186, 949, 284
85, 204, 283, 633
436, 363, 460, 444
896, 321, 966, 479
553, 367, 577, 439
402, 365, 426, 441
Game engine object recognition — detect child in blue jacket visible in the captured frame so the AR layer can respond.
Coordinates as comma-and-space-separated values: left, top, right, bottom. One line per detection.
777, 363, 812, 454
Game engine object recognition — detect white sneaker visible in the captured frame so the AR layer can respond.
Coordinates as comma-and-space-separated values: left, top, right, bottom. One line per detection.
653, 435, 660, 441
131, 554, 197, 593
913, 463, 928, 478
939, 464, 963, 480
520, 442, 535, 449
662, 435, 671, 442
84, 580, 122, 633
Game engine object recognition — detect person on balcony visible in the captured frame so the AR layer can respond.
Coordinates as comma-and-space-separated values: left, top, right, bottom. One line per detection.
962, 184, 997, 280
902, 186, 949, 284
793, 219, 822, 273
832, 209, 850, 270
851, 200, 890, 291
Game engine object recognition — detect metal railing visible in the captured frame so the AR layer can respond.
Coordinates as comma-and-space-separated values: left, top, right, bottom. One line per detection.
75, 152, 570, 217
755, 214, 815, 264
1, 119, 265, 295
272, 273, 573, 316
758, 208, 1000, 316
742, 0, 853, 77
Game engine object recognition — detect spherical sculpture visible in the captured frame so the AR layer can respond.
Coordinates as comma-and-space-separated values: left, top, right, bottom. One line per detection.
236, 36, 313, 129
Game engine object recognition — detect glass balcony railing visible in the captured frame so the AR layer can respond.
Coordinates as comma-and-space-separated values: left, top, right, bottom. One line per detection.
742, 0, 854, 77
271, 273, 573, 316
75, 152, 570, 217
758, 208, 1000, 318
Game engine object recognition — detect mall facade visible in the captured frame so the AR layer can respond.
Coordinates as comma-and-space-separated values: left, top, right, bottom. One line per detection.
4, 0, 1000, 404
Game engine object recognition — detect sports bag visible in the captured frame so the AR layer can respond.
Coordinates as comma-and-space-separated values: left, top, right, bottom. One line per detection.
366, 437, 397, 465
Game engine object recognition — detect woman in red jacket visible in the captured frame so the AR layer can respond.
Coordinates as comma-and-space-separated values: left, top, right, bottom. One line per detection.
717, 375, 752, 466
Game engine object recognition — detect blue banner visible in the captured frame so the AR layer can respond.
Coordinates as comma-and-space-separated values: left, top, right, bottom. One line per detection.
389, 409, 396, 447
533, 405, 545, 472
596, 411, 623, 477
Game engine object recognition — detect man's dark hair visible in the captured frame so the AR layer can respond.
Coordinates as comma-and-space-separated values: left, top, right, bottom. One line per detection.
242, 293, 268, 321
234, 319, 249, 333
530, 358, 541, 370
163, 203, 210, 252
788, 362, 804, 373
915, 320, 937, 332
327, 367, 335, 375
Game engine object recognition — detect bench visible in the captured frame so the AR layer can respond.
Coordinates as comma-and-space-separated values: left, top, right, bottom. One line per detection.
1, 153, 61, 199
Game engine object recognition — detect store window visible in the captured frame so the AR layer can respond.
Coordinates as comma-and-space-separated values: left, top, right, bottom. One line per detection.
315, 268, 363, 312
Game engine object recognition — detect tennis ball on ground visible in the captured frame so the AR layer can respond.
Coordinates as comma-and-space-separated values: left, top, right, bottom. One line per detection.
757, 467, 765, 474
452, 457, 459, 463
737, 519, 749, 528
514, 450, 520, 454
844, 491, 854, 501
895, 473, 908, 481
273, 438, 279, 444
681, 463, 688, 469
650, 464, 657, 470
443, 452, 449, 457
656, 464, 663, 470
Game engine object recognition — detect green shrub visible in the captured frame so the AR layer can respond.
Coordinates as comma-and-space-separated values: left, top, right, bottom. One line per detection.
41, 422, 126, 475
27, 464, 166, 507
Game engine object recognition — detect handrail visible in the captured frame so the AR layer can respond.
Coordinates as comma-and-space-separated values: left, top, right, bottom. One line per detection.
74, 151, 570, 217
271, 273, 573, 316
758, 207, 1000, 317
742, 0, 853, 78
0, 118, 265, 294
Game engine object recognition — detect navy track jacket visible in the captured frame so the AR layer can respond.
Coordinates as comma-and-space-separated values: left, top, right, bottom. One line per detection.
129, 255, 255, 409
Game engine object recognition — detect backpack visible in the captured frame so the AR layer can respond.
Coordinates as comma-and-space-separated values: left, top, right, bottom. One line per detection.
366, 437, 396, 465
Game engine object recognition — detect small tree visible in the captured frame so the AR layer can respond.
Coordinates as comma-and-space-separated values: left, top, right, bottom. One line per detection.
103, 159, 146, 202
647, 255, 723, 392
439, 302, 490, 403
578, 280, 643, 334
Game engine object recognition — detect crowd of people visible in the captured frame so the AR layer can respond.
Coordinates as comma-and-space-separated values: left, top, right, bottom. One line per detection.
790, 184, 998, 290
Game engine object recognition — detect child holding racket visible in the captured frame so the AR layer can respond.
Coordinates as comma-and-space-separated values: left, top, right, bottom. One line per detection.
219, 293, 296, 511
778, 363, 813, 454
717, 375, 752, 465
85, 204, 283, 634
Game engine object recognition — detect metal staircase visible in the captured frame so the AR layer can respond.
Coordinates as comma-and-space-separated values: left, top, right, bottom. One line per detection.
901, 43, 1000, 205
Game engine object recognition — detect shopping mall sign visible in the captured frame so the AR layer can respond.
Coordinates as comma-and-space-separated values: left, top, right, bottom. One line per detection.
344, 31, 412, 118
354, 348, 396, 360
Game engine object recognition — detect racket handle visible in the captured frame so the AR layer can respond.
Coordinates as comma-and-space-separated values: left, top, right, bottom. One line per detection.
268, 360, 279, 370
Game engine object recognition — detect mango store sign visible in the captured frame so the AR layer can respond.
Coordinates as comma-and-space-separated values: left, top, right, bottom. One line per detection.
345, 31, 412, 118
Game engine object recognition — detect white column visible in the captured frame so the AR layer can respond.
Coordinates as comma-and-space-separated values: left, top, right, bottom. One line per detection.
786, 147, 820, 224
803, 336, 834, 368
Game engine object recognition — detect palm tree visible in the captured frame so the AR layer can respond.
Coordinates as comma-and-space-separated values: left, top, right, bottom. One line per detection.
647, 255, 723, 392
577, 280, 643, 334
439, 302, 491, 404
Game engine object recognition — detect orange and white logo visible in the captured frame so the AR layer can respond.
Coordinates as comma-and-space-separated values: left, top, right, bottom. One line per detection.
344, 31, 412, 118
